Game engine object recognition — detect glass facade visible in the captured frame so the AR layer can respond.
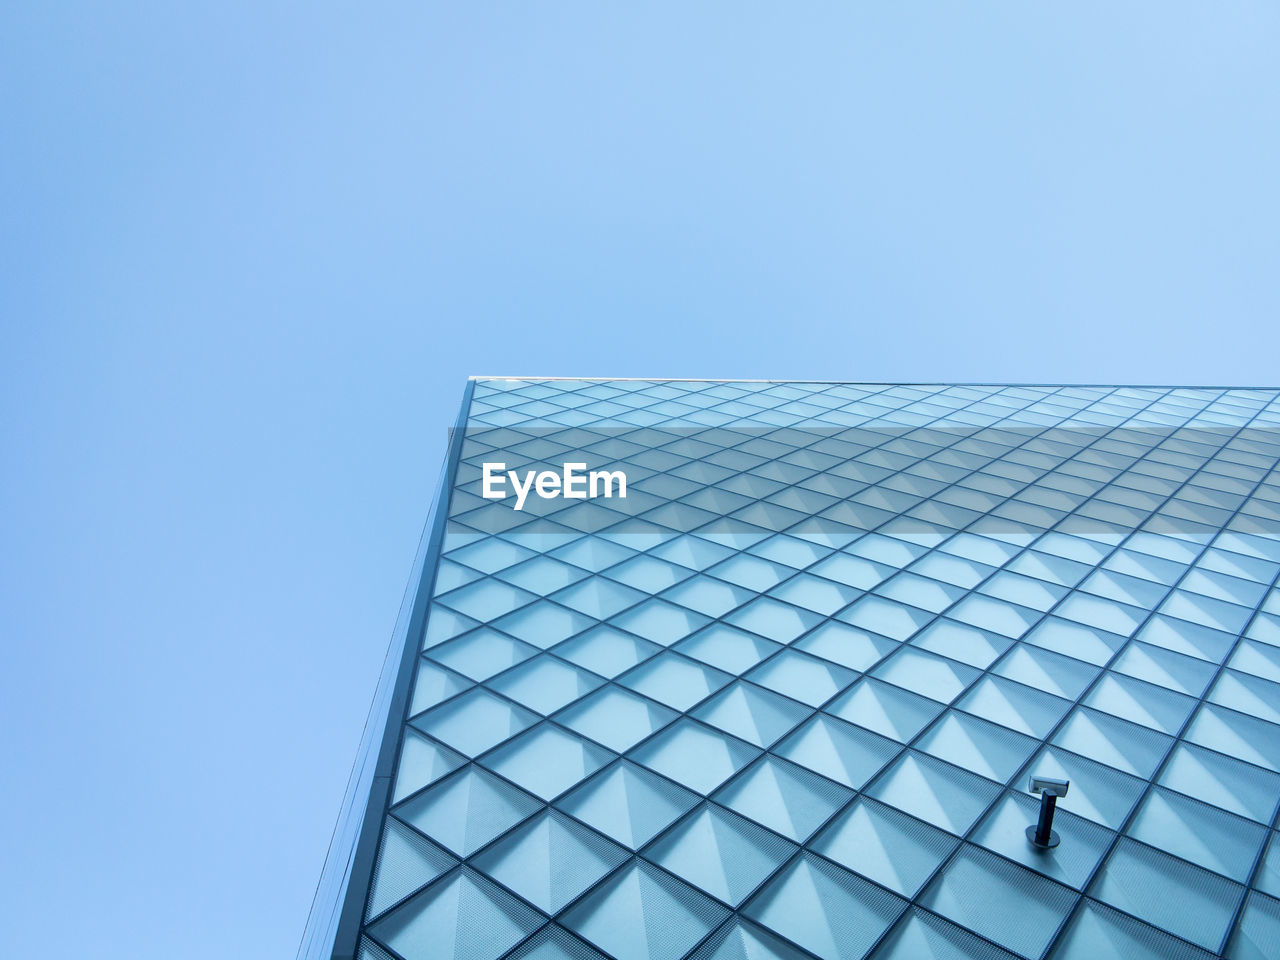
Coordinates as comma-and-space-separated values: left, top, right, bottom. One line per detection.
305, 379, 1280, 960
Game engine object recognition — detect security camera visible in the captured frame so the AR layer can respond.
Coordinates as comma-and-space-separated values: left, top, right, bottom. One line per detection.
1028, 776, 1069, 797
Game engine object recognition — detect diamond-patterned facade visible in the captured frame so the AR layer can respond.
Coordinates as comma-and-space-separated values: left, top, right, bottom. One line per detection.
307, 379, 1280, 960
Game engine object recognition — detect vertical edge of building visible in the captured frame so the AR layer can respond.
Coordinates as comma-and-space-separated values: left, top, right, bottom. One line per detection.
298, 379, 475, 960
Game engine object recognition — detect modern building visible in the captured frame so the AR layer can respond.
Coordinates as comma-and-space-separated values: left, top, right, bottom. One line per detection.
301, 379, 1280, 960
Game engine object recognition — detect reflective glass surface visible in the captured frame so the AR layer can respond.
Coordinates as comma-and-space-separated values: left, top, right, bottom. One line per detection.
325, 380, 1280, 960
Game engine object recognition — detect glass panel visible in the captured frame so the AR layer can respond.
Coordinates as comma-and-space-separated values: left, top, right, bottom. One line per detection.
471, 809, 627, 913
1091, 839, 1244, 953
693, 680, 811, 748
674, 623, 783, 676
916, 711, 1039, 783
919, 846, 1076, 959
744, 853, 906, 960
647, 804, 797, 905
1128, 787, 1268, 882
556, 760, 699, 850
556, 685, 677, 753
713, 754, 853, 843
631, 717, 760, 794
867, 752, 1001, 835
395, 767, 540, 857
812, 797, 957, 897
365, 868, 543, 960
482, 723, 614, 801
1050, 900, 1218, 960
971, 793, 1112, 890
562, 861, 729, 960
746, 649, 856, 707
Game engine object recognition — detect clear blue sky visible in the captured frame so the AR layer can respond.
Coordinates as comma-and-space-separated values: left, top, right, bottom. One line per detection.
2, 4, 1279, 957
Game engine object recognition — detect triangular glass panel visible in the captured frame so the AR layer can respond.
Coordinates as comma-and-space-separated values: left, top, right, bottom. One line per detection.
410, 688, 538, 758
873, 647, 980, 704
769, 573, 861, 617
497, 556, 590, 596
553, 625, 661, 679
435, 579, 537, 623
1090, 839, 1244, 953
707, 554, 796, 592
394, 767, 540, 858
556, 685, 677, 754
1082, 673, 1196, 735
646, 804, 797, 906
910, 620, 1012, 670
1051, 707, 1173, 779
1228, 639, 1280, 684
551, 536, 636, 573
838, 595, 932, 642
775, 714, 899, 790
1021, 617, 1125, 667
556, 760, 699, 850
693, 680, 811, 748
650, 534, 737, 571
918, 846, 1075, 960
675, 624, 783, 676
392, 729, 466, 804
494, 600, 596, 650
427, 628, 538, 681
1136, 614, 1235, 664
620, 652, 732, 712
552, 576, 647, 620
1185, 704, 1280, 772
1207, 671, 1280, 725
727, 597, 824, 644
471, 809, 628, 914
489, 655, 604, 715
811, 797, 957, 897
611, 599, 710, 647
631, 718, 760, 794
744, 853, 906, 960
662, 575, 755, 618
746, 649, 857, 707
877, 572, 967, 614
421, 606, 480, 651
688, 919, 810, 960
561, 860, 730, 960
1050, 900, 1218, 960
713, 755, 853, 843
447, 537, 537, 575
872, 908, 1022, 960
867, 752, 1001, 835
1128, 787, 1268, 883
1158, 742, 1280, 823
993, 644, 1098, 701
365, 818, 457, 920
796, 621, 896, 672
482, 722, 614, 801
408, 660, 471, 718
826, 677, 943, 743
365, 867, 543, 960
957, 674, 1072, 739
604, 555, 694, 593
503, 926, 608, 960
916, 711, 1038, 783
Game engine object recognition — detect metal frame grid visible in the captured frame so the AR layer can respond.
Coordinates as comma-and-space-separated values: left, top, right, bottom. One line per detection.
317, 379, 1280, 960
